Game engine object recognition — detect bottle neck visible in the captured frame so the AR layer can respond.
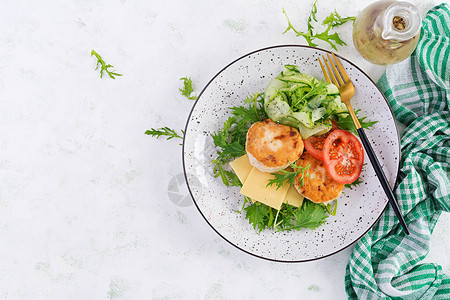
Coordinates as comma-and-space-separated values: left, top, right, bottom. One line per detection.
375, 1, 421, 41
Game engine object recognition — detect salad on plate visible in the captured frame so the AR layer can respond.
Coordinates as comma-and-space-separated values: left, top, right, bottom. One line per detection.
211, 65, 377, 233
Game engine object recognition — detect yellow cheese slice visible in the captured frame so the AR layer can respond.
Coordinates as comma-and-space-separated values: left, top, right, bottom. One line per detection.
229, 154, 253, 184
283, 185, 304, 208
240, 167, 289, 210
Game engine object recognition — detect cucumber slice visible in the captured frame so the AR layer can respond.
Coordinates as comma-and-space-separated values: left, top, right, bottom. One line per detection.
301, 106, 312, 113
333, 96, 348, 113
326, 96, 348, 114
278, 115, 300, 128
265, 94, 291, 123
277, 66, 300, 78
326, 83, 339, 95
284, 65, 301, 73
308, 94, 326, 110
279, 83, 309, 94
311, 107, 327, 122
264, 78, 287, 105
293, 111, 313, 128
297, 121, 332, 139
278, 73, 315, 85
313, 124, 332, 136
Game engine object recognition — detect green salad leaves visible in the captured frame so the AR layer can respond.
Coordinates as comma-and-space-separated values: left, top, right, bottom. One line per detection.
264, 65, 345, 139
263, 65, 377, 139
244, 200, 328, 233
211, 65, 378, 233
211, 93, 267, 186
210, 88, 334, 233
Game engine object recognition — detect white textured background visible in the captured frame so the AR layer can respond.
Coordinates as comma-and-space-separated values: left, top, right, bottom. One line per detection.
0, 0, 447, 299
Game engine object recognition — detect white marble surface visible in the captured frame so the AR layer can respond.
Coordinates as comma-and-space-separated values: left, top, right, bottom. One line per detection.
0, 0, 448, 299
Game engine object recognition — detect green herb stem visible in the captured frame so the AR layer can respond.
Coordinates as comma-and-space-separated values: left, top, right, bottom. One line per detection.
91, 50, 122, 79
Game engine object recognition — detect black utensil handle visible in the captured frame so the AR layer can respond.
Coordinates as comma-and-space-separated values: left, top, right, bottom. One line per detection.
357, 128, 410, 235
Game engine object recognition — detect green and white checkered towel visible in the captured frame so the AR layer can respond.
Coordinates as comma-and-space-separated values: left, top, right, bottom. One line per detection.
345, 3, 450, 299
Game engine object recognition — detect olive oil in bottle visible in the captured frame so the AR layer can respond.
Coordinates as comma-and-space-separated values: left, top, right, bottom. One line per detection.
353, 1, 421, 65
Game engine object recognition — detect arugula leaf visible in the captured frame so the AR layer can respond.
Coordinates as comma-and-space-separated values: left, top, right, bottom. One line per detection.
225, 170, 242, 187
223, 141, 246, 157
303, 79, 328, 100
91, 50, 122, 79
282, 3, 355, 51
230, 106, 260, 125
335, 109, 378, 134
322, 199, 338, 216
309, 0, 318, 25
212, 160, 243, 187
244, 203, 270, 233
282, 200, 328, 231
307, 0, 318, 37
211, 116, 236, 151
236, 196, 252, 213
267, 163, 310, 190
322, 10, 356, 28
344, 164, 365, 190
211, 94, 267, 186
314, 30, 346, 51
274, 203, 295, 229
282, 6, 318, 47
282, 8, 303, 36
243, 92, 264, 120
345, 178, 363, 190
179, 77, 198, 100
234, 93, 267, 122
211, 159, 231, 186
243, 92, 259, 104
145, 127, 184, 140
240, 199, 334, 233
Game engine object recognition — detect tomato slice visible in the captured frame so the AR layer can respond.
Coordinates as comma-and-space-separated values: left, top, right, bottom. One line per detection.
303, 121, 339, 161
322, 129, 364, 184
304, 135, 327, 160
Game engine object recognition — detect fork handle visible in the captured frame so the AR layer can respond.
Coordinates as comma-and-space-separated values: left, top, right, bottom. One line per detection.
356, 128, 410, 235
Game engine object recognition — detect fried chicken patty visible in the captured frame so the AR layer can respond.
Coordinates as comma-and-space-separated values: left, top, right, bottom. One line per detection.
246, 119, 304, 172
294, 152, 344, 203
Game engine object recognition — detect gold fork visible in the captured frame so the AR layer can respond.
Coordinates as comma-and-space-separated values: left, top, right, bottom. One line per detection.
319, 53, 410, 235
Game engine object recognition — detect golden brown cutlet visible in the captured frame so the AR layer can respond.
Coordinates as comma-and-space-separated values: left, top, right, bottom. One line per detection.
246, 119, 304, 172
294, 152, 344, 203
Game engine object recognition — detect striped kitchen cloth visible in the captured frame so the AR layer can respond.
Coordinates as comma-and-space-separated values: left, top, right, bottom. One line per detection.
345, 3, 450, 299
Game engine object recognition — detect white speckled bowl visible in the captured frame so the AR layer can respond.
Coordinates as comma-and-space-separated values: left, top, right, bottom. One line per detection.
182, 45, 399, 262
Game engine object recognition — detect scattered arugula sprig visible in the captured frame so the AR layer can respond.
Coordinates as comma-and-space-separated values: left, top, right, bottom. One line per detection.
179, 77, 198, 100
145, 127, 184, 141
146, 75, 199, 144
91, 50, 122, 79
323, 10, 356, 28
266, 162, 310, 190
282, 1, 356, 51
